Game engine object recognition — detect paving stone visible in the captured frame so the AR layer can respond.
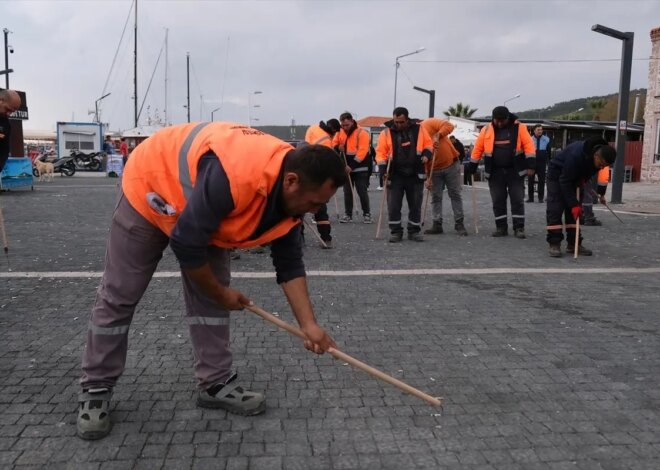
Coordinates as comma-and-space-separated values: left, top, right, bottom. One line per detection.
2, 177, 660, 469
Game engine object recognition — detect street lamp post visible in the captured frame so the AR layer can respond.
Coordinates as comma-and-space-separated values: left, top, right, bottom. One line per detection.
211, 106, 222, 122
3, 28, 13, 89
394, 47, 425, 108
503, 94, 521, 107
95, 92, 111, 123
412, 86, 435, 118
248, 90, 262, 126
592, 24, 634, 204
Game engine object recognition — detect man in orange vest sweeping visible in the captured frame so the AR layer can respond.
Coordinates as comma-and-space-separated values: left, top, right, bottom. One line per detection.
304, 118, 341, 247
77, 122, 348, 440
465, 106, 536, 238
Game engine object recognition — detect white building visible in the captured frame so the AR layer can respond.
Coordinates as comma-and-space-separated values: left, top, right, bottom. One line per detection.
642, 26, 660, 182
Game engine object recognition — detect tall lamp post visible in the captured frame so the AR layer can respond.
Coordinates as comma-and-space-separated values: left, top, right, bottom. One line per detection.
503, 93, 521, 107
211, 106, 222, 122
412, 86, 435, 118
95, 92, 111, 123
248, 90, 262, 126
3, 28, 12, 89
393, 47, 425, 108
592, 24, 634, 204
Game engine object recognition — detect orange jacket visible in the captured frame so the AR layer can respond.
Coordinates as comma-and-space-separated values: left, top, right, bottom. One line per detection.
304, 124, 334, 148
376, 123, 433, 179
421, 118, 460, 172
332, 125, 370, 171
123, 122, 299, 249
470, 122, 536, 177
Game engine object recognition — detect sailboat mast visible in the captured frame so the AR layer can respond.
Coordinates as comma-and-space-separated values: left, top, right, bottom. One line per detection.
164, 28, 169, 125
133, 0, 138, 127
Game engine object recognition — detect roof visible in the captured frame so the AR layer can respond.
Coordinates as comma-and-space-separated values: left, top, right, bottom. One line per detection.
121, 125, 162, 138
357, 116, 390, 128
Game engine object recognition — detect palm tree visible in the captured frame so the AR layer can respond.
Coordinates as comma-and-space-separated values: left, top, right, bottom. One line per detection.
443, 102, 477, 118
588, 99, 607, 121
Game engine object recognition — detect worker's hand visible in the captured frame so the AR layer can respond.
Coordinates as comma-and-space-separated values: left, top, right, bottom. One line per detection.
345, 165, 352, 174
464, 161, 478, 176
433, 141, 440, 151
301, 323, 336, 354
571, 204, 582, 221
527, 169, 535, 177
425, 178, 433, 189
421, 156, 429, 164
216, 286, 251, 310
599, 195, 607, 205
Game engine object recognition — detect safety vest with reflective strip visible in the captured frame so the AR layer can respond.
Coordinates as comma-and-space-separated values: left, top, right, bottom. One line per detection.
375, 125, 433, 179
304, 124, 334, 148
122, 122, 299, 249
470, 122, 536, 177
333, 126, 370, 172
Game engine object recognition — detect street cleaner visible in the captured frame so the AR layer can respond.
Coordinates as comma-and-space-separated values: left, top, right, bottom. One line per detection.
77, 122, 347, 440
546, 137, 616, 257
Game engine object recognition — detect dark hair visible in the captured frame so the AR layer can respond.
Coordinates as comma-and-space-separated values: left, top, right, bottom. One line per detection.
534, 124, 543, 130
595, 145, 617, 165
284, 145, 347, 189
326, 118, 340, 133
339, 112, 353, 121
393, 107, 409, 118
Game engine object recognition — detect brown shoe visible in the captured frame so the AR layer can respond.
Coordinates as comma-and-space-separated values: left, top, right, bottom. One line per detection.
548, 244, 562, 257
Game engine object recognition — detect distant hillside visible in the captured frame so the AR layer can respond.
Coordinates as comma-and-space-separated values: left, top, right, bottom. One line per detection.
516, 88, 647, 122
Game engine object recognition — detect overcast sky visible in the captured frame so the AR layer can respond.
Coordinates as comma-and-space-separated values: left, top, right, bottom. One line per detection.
3, 0, 659, 131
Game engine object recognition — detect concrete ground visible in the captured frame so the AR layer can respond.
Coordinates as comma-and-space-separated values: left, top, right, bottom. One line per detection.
0, 176, 659, 470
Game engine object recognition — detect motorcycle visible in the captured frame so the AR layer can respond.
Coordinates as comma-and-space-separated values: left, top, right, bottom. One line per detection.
70, 149, 103, 171
32, 151, 76, 177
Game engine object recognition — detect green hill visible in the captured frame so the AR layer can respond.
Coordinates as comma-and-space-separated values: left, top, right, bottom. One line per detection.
516, 88, 647, 122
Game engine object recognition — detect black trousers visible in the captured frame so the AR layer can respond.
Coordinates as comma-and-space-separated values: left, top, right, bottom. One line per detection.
488, 167, 525, 230
313, 203, 331, 241
343, 171, 371, 217
527, 155, 547, 201
546, 178, 582, 245
387, 174, 424, 234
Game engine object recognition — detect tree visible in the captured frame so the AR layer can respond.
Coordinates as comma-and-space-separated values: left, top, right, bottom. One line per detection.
588, 99, 607, 121
443, 102, 477, 118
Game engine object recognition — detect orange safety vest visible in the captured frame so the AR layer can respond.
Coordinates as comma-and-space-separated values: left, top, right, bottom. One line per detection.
421, 118, 460, 171
333, 125, 370, 171
304, 124, 334, 148
375, 125, 433, 179
470, 122, 536, 177
122, 122, 299, 249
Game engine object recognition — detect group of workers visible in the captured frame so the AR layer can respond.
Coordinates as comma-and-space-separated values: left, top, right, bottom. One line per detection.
305, 105, 616, 256
77, 105, 616, 441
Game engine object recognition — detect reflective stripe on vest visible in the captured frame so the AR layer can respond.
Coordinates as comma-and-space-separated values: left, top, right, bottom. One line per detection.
180, 122, 211, 200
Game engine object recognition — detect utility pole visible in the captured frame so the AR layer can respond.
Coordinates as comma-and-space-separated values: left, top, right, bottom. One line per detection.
133, 0, 138, 127
186, 53, 190, 123
164, 28, 168, 125
3, 28, 10, 89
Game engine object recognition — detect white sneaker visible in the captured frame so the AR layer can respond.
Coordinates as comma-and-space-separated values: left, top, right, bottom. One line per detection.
377, 186, 383, 191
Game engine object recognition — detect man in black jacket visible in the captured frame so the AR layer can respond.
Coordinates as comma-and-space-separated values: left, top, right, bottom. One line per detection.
546, 138, 616, 257
0, 90, 22, 172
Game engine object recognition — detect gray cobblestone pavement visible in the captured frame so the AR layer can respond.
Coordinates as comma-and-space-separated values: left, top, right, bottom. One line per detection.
1, 177, 659, 469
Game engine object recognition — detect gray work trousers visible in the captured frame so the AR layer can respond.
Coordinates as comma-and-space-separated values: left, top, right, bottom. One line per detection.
81, 193, 233, 391
430, 160, 464, 224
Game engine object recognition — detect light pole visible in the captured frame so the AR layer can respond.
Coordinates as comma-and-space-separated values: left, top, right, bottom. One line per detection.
3, 28, 13, 89
592, 23, 634, 204
394, 47, 425, 108
503, 93, 520, 107
211, 106, 222, 122
247, 90, 262, 126
412, 85, 435, 118
95, 92, 111, 123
